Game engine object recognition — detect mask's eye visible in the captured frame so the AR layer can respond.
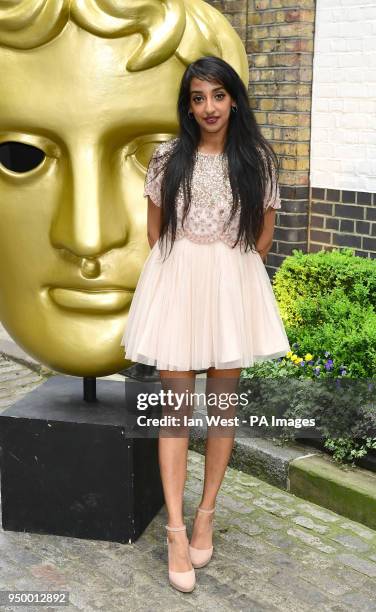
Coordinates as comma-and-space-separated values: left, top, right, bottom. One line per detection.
133, 141, 159, 169
0, 141, 45, 173
127, 135, 176, 171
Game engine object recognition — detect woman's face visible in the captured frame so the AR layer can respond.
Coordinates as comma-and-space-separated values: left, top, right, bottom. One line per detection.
188, 77, 235, 139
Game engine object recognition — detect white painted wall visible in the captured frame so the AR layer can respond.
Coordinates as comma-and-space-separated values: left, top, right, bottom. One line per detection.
310, 0, 376, 192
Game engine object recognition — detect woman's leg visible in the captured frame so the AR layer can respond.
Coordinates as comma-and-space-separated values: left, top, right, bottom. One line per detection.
158, 369, 196, 572
190, 366, 242, 549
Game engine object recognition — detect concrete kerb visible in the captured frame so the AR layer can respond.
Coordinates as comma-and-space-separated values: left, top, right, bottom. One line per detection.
289, 454, 376, 531
1, 335, 375, 532
189, 423, 376, 531
188, 415, 322, 490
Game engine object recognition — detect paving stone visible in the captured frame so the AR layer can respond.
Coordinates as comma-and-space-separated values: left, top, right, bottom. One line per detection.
1, 544, 44, 568
0, 362, 24, 374
336, 553, 376, 578
257, 489, 298, 504
0, 370, 41, 384
330, 533, 370, 553
296, 566, 354, 597
230, 593, 281, 611
339, 520, 376, 542
223, 487, 256, 501
213, 548, 281, 580
201, 565, 305, 612
361, 575, 376, 599
135, 606, 194, 612
269, 569, 332, 606
287, 528, 337, 554
183, 478, 204, 494
263, 531, 310, 553
288, 547, 335, 570
261, 549, 304, 573
29, 561, 69, 588
203, 561, 259, 586
233, 472, 262, 487
254, 513, 286, 531
328, 564, 369, 589
219, 529, 272, 555
324, 605, 359, 612
339, 591, 376, 611
292, 515, 329, 534
230, 516, 264, 535
0, 556, 25, 585
296, 503, 341, 523
0, 359, 45, 415
253, 497, 296, 518
215, 495, 255, 514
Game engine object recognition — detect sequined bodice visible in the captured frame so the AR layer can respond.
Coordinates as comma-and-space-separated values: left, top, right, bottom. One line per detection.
143, 138, 281, 247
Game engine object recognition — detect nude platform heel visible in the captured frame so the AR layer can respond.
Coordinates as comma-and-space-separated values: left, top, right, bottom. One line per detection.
189, 506, 215, 568
165, 524, 196, 593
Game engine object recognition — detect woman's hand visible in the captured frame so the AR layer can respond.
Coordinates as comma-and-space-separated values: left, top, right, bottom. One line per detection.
147, 197, 162, 249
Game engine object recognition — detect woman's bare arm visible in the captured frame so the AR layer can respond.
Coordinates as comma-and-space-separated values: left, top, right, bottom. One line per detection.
147, 194, 277, 258
147, 196, 162, 249
255, 207, 277, 263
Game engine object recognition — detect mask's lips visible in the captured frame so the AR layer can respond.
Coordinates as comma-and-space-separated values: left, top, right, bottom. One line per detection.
48, 287, 133, 312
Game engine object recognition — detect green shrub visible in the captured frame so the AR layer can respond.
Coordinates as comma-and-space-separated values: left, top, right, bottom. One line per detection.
324, 437, 376, 465
284, 287, 376, 378
271, 247, 376, 377
239, 247, 376, 466
273, 247, 376, 327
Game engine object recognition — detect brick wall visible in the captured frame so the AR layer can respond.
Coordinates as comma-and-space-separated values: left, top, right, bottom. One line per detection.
310, 188, 376, 256
206, 0, 316, 278
309, 0, 376, 260
249, 0, 315, 278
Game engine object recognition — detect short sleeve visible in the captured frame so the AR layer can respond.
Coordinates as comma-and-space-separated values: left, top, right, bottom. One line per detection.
143, 145, 165, 207
263, 164, 281, 211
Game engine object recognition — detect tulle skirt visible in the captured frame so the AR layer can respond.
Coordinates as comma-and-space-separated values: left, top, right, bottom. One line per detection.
120, 237, 291, 371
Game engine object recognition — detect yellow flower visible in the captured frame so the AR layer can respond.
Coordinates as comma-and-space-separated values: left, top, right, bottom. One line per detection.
286, 351, 293, 358
305, 353, 313, 361
296, 357, 303, 364
291, 354, 298, 361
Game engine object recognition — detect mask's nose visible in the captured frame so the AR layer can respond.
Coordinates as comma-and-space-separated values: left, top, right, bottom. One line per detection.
50, 139, 128, 258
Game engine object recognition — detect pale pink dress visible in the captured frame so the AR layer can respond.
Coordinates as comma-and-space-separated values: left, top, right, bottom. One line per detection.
120, 138, 291, 371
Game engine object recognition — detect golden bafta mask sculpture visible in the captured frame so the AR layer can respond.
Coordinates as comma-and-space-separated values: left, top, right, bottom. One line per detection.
0, 0, 248, 377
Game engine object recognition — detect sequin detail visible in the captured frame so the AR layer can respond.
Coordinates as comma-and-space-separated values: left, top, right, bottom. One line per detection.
143, 138, 281, 248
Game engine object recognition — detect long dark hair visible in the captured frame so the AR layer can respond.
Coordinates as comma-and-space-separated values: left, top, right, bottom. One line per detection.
156, 55, 280, 260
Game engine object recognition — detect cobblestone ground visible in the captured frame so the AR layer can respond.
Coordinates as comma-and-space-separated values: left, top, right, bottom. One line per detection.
0, 355, 376, 611
0, 356, 47, 410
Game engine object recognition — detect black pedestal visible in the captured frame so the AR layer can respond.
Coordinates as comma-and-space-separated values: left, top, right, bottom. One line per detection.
0, 375, 164, 543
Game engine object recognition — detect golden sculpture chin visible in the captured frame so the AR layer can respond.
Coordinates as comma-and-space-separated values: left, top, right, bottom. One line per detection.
0, 0, 248, 377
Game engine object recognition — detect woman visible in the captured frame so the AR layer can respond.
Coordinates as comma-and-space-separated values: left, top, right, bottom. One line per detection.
121, 56, 290, 592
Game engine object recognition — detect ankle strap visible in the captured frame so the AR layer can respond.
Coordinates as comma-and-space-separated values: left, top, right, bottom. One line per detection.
197, 506, 215, 514
165, 524, 186, 532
